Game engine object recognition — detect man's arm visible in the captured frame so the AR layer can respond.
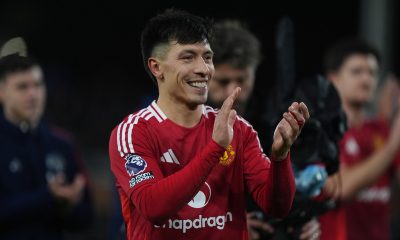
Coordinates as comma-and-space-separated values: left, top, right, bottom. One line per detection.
51, 173, 93, 231
110, 136, 224, 224
46, 136, 93, 231
244, 102, 309, 217
243, 124, 295, 218
323, 111, 400, 202
109, 89, 240, 224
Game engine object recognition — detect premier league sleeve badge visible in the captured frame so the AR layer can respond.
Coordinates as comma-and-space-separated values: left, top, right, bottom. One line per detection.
125, 154, 147, 176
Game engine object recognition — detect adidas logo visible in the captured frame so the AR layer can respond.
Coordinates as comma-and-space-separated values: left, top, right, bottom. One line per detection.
161, 149, 180, 165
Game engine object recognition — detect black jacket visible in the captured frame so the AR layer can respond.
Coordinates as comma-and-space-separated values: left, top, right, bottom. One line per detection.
0, 109, 92, 240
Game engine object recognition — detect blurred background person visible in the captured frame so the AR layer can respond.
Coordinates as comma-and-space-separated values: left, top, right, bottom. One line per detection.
208, 19, 321, 240
0, 38, 93, 240
377, 73, 400, 240
319, 38, 400, 240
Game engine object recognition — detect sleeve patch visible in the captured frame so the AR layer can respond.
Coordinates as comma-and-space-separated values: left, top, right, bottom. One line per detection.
125, 154, 147, 176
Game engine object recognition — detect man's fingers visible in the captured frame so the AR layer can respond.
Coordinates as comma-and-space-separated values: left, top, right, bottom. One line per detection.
220, 87, 241, 114
289, 111, 305, 127
289, 102, 308, 125
299, 102, 310, 120
72, 174, 86, 191
228, 109, 237, 127
283, 112, 299, 132
48, 173, 65, 188
300, 218, 320, 240
278, 125, 290, 145
230, 87, 241, 102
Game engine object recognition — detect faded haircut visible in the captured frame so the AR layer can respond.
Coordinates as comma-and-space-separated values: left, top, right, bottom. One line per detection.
140, 8, 214, 83
0, 54, 39, 82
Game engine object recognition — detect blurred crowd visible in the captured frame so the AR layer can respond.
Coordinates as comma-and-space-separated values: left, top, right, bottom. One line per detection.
1, 5, 400, 240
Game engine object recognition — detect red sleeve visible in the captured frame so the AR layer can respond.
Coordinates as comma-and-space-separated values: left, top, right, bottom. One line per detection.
109, 121, 225, 224
242, 123, 295, 218
394, 153, 400, 168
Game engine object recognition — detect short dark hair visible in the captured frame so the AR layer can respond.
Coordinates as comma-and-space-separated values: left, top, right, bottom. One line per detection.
211, 20, 261, 69
140, 8, 214, 83
323, 37, 380, 74
0, 54, 39, 82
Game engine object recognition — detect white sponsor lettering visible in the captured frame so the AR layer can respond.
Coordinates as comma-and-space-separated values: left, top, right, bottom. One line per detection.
154, 212, 233, 233
357, 187, 390, 203
129, 172, 154, 188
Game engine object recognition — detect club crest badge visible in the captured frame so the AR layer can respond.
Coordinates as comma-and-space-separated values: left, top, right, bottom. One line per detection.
219, 145, 235, 166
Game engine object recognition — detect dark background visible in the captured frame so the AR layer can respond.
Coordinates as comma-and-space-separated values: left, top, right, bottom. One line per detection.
1, 0, 399, 239
0, 0, 365, 149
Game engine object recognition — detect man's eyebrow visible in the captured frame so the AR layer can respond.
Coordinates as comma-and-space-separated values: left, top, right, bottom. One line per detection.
204, 49, 213, 55
178, 49, 196, 56
178, 49, 214, 56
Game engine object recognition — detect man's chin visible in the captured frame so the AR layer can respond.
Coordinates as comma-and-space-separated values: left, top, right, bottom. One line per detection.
194, 96, 208, 104
23, 111, 42, 124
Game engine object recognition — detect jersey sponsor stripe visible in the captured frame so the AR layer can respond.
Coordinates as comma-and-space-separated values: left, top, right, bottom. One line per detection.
163, 152, 174, 163
151, 101, 167, 120
148, 105, 163, 122
203, 106, 217, 118
117, 122, 124, 157
134, 109, 147, 119
127, 113, 135, 123
126, 110, 150, 153
144, 113, 155, 120
133, 110, 150, 124
127, 123, 135, 153
121, 122, 129, 153
118, 103, 165, 157
168, 149, 180, 165
117, 112, 138, 157
121, 114, 136, 154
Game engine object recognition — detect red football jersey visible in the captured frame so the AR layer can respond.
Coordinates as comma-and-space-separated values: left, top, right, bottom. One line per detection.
320, 118, 400, 240
109, 101, 295, 240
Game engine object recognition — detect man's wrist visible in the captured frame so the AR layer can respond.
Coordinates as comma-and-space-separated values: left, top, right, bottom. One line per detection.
271, 150, 290, 162
271, 149, 289, 161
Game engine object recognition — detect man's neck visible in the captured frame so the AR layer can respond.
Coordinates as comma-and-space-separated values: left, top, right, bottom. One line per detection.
156, 96, 203, 128
343, 101, 366, 128
3, 108, 38, 131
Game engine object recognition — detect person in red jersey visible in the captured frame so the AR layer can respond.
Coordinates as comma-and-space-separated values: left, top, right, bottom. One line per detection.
318, 38, 400, 240
108, 9, 310, 240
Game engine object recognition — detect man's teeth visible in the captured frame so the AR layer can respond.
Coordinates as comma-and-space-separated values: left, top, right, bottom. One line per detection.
188, 82, 207, 88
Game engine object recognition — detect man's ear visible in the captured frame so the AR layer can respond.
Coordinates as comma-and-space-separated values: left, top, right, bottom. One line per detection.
148, 57, 163, 80
327, 71, 338, 84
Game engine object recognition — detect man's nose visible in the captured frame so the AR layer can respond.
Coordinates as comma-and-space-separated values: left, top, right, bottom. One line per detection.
226, 81, 241, 96
27, 85, 42, 99
194, 58, 210, 76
